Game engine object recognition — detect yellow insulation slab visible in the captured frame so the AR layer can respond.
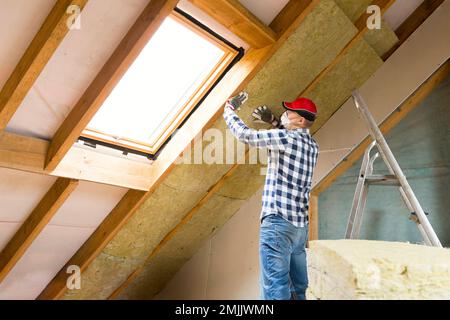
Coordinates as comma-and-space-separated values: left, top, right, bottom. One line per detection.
364, 20, 399, 58
118, 194, 245, 299
307, 240, 450, 300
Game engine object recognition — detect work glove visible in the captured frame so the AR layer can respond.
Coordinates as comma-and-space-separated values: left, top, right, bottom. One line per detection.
226, 91, 249, 111
252, 106, 280, 128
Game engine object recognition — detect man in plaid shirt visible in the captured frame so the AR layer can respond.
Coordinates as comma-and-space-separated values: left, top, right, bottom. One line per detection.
224, 92, 319, 300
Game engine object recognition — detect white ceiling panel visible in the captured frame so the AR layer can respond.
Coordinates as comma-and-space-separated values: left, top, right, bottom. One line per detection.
7, 0, 149, 139
238, 0, 289, 25
0, 0, 56, 89
0, 224, 94, 300
49, 180, 127, 228
0, 168, 57, 223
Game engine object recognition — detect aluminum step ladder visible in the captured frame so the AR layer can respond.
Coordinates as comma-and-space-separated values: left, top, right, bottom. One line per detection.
345, 90, 442, 247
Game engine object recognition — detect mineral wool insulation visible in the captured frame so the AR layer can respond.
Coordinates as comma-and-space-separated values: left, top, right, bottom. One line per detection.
307, 240, 450, 300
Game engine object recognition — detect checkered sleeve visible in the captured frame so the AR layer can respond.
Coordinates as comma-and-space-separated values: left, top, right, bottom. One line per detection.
223, 107, 288, 151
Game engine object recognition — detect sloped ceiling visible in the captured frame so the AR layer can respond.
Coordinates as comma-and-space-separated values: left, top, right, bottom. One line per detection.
1, 0, 419, 300
60, 0, 398, 299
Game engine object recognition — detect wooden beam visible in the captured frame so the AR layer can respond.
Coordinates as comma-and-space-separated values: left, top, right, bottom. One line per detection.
0, 178, 78, 284
189, 0, 277, 48
0, 0, 89, 131
309, 192, 319, 241
44, 0, 179, 172
37, 189, 146, 300
38, 0, 322, 300
270, 0, 313, 36
298, 0, 396, 99
0, 131, 152, 191
382, 0, 444, 60
313, 59, 450, 195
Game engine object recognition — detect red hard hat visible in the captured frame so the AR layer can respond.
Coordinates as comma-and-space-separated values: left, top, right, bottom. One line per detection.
282, 97, 317, 121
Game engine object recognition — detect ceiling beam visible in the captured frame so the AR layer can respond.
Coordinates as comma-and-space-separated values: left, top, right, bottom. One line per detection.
382, 0, 444, 60
312, 60, 450, 196
270, 0, 314, 36
308, 193, 319, 241
0, 131, 152, 191
0, 178, 78, 284
44, 0, 179, 172
189, 0, 277, 48
38, 0, 322, 300
0, 0, 89, 131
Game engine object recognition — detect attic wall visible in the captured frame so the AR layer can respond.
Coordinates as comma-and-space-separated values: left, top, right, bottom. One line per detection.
152, 76, 450, 300
126, 2, 450, 300
310, 0, 450, 188
63, 0, 398, 300
318, 75, 450, 245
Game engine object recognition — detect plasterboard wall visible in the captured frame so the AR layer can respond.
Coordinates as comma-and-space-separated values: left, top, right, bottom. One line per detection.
384, 0, 424, 30
312, 0, 450, 187
154, 186, 262, 300
319, 79, 450, 245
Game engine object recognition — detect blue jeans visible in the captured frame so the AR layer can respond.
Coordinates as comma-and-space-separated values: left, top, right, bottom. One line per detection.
259, 214, 309, 300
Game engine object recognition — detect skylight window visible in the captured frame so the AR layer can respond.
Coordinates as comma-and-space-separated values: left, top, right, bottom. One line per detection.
82, 12, 238, 154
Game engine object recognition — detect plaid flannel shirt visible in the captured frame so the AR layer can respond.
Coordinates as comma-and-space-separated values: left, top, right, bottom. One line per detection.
223, 107, 319, 227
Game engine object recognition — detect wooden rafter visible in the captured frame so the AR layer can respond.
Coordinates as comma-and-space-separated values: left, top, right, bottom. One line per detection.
0, 0, 89, 131
0, 178, 78, 284
44, 0, 179, 172
38, 0, 322, 300
189, 0, 277, 48
270, 0, 314, 36
308, 193, 319, 241
382, 0, 444, 60
0, 131, 152, 191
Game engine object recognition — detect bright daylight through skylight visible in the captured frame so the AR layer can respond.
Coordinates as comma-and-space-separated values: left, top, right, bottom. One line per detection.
83, 15, 230, 153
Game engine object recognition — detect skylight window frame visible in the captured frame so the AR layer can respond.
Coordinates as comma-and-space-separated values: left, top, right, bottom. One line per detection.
80, 10, 239, 155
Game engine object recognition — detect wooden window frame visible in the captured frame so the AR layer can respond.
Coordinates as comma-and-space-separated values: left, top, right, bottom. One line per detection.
81, 10, 239, 155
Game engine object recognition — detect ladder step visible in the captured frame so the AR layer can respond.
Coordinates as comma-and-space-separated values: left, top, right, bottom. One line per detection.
365, 175, 400, 186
